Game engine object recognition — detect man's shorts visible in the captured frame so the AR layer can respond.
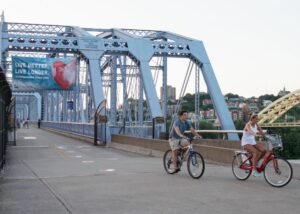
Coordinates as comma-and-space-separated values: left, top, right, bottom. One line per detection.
168, 138, 182, 151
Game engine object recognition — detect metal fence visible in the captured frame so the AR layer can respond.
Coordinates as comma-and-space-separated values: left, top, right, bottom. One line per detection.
0, 94, 6, 170
0, 71, 12, 170
41, 121, 107, 143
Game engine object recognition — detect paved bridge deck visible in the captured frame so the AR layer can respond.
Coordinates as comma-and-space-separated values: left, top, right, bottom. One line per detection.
1, 128, 300, 214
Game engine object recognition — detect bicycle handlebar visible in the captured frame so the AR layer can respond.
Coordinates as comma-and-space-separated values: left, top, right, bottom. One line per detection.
181, 136, 202, 142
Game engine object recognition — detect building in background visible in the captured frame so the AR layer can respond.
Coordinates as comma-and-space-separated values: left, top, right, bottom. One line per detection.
160, 85, 176, 102
278, 87, 290, 97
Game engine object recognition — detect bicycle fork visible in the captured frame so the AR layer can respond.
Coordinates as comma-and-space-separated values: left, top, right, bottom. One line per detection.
189, 148, 198, 166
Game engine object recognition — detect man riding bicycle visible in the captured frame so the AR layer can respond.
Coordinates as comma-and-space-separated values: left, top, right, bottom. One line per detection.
169, 110, 202, 172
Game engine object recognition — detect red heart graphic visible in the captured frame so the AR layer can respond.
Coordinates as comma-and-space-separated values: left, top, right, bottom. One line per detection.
52, 60, 76, 89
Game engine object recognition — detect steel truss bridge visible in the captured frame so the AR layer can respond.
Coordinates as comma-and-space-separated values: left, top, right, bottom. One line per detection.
259, 89, 300, 128
0, 13, 239, 140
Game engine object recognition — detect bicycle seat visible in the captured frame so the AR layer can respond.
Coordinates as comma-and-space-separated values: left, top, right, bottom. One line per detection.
234, 150, 248, 155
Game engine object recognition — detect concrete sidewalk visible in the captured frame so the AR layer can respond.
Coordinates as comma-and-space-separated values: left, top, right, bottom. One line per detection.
1, 127, 300, 214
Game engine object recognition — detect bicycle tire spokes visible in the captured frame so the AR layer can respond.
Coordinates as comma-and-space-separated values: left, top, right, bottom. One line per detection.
187, 152, 205, 179
271, 158, 283, 175
264, 157, 293, 187
232, 153, 251, 180
190, 152, 197, 166
163, 150, 178, 174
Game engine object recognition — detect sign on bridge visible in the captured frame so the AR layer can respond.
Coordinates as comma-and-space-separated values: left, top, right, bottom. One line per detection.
12, 56, 77, 90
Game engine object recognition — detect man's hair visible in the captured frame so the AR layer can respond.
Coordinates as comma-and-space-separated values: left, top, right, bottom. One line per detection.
178, 110, 188, 116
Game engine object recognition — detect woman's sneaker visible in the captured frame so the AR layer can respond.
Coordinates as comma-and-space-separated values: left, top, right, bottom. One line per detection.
252, 170, 261, 177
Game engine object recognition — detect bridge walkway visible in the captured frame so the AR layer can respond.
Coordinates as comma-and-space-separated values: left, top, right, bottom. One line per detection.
1, 127, 300, 214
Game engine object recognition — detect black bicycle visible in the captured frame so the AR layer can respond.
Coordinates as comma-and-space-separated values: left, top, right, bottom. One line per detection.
163, 137, 205, 179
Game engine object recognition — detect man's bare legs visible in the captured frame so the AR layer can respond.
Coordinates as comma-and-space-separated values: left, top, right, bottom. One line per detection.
172, 138, 190, 170
172, 149, 178, 169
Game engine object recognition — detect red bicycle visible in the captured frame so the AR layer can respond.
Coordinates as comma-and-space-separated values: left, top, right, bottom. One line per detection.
232, 134, 293, 187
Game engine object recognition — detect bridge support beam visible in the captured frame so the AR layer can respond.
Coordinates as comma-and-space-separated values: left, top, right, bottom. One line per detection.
128, 39, 164, 119
80, 49, 111, 142
189, 41, 239, 140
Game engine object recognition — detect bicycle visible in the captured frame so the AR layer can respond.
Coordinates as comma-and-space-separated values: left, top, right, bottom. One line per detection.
232, 134, 293, 187
163, 137, 205, 179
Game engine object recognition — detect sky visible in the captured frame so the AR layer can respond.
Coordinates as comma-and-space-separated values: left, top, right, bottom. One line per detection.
1, 0, 300, 98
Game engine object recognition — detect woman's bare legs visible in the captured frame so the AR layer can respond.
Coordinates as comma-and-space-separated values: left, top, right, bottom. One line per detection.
244, 144, 261, 171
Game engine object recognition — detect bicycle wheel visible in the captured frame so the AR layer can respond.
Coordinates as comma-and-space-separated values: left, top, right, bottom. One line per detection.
163, 150, 177, 174
264, 157, 293, 187
232, 153, 251, 180
187, 151, 205, 179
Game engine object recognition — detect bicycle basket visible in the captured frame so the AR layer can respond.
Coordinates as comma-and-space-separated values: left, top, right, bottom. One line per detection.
265, 134, 283, 149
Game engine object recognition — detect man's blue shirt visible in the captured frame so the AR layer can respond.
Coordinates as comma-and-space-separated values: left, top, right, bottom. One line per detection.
169, 119, 191, 139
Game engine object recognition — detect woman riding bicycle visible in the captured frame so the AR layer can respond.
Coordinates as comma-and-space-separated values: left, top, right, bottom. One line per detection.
169, 110, 202, 172
241, 113, 266, 177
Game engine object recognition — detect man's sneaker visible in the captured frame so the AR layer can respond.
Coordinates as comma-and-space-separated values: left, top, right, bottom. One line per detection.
252, 170, 261, 177
174, 168, 181, 173
169, 165, 180, 173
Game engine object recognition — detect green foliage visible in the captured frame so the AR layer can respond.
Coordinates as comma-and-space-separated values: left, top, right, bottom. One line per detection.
180, 92, 213, 112
201, 104, 213, 111
258, 94, 280, 102
224, 93, 239, 99
268, 127, 300, 159
234, 120, 245, 130
198, 121, 218, 139
181, 101, 194, 112
200, 93, 211, 100
183, 93, 194, 102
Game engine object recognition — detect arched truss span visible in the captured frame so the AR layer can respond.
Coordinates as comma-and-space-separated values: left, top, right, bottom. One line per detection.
258, 89, 300, 124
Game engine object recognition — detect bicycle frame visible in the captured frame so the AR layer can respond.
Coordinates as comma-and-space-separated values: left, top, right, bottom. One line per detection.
177, 144, 193, 166
240, 150, 277, 173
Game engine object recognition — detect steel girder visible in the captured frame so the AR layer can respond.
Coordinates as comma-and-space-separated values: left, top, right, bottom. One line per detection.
0, 19, 238, 139
258, 89, 300, 124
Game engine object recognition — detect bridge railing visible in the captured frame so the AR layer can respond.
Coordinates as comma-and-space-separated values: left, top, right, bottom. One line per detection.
41, 120, 244, 141
41, 121, 98, 140
41, 121, 158, 141
110, 125, 154, 138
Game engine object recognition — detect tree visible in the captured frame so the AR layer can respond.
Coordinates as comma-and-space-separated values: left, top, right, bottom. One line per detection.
197, 121, 218, 139
225, 93, 239, 99
268, 127, 300, 159
258, 94, 280, 103
234, 120, 245, 130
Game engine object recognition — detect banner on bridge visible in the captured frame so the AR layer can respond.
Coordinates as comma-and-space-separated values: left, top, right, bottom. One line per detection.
12, 56, 77, 90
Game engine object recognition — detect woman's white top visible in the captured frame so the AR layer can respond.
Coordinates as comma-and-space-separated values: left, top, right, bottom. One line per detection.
241, 124, 258, 146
